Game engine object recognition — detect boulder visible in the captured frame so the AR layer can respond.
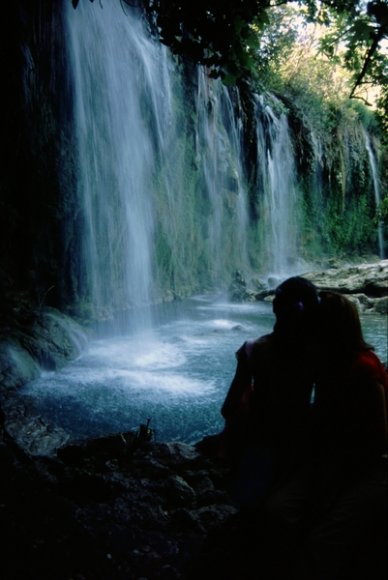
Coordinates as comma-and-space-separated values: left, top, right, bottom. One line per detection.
0, 307, 88, 391
302, 260, 388, 298
1, 415, 238, 580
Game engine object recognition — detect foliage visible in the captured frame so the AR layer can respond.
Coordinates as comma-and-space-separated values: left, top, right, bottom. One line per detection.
248, 4, 300, 91
139, 1, 387, 96
243, 4, 387, 145
377, 194, 388, 224
69, 0, 388, 149
318, 1, 388, 97
141, 0, 269, 85
72, 1, 386, 88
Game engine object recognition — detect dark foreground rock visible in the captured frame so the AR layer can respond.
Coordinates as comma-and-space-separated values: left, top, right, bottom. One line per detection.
1, 411, 240, 580
1, 411, 387, 580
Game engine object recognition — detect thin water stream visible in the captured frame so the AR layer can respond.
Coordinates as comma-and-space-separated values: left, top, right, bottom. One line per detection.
364, 130, 385, 259
20, 296, 387, 445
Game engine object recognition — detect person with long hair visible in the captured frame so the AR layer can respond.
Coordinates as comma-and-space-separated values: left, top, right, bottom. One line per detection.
302, 291, 387, 579
263, 291, 387, 580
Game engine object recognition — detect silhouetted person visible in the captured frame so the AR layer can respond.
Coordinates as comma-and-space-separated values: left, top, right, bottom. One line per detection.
191, 276, 320, 579
220, 276, 320, 508
263, 291, 388, 580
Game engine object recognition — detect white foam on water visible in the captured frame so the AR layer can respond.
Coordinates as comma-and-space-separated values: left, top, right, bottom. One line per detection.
118, 370, 216, 396
207, 318, 241, 330
133, 343, 186, 369
79, 334, 187, 372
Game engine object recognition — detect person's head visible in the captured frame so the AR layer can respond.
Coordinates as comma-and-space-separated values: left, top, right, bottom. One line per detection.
272, 276, 319, 341
317, 291, 372, 356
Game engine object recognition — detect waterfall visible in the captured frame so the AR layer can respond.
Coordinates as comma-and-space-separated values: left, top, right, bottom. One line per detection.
65, 0, 329, 329
65, 1, 166, 328
363, 130, 385, 259
255, 97, 300, 281
195, 72, 250, 283
65, 0, 253, 325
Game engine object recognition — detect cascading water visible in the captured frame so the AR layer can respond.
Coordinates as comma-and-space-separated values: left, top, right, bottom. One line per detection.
65, 0, 167, 329
65, 1, 253, 325
255, 96, 300, 282
363, 130, 385, 259
195, 72, 250, 283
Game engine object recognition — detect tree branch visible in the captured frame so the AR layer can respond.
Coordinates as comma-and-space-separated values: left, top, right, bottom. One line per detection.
349, 28, 384, 98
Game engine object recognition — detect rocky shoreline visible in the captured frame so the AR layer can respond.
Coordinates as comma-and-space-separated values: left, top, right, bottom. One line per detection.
231, 259, 388, 315
1, 260, 387, 579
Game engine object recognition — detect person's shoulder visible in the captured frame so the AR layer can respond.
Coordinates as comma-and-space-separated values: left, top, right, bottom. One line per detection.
253, 333, 274, 346
352, 350, 388, 385
250, 333, 274, 356
236, 333, 274, 360
354, 349, 384, 369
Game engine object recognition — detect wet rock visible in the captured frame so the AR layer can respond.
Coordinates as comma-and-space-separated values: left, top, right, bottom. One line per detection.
229, 270, 258, 302
302, 259, 388, 300
0, 339, 41, 389
17, 307, 88, 370
0, 307, 88, 391
253, 259, 388, 313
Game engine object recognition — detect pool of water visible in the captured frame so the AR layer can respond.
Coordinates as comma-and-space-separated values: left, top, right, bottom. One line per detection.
20, 295, 387, 444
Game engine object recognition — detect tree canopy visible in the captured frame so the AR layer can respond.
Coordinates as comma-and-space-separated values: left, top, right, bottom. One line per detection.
73, 0, 387, 123
138, 1, 387, 88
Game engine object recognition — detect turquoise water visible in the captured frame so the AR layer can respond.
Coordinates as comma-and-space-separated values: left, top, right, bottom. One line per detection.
21, 296, 387, 444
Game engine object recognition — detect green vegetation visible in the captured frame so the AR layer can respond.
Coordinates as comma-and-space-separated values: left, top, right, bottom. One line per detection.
377, 194, 388, 223
130, 1, 388, 122
136, 0, 387, 265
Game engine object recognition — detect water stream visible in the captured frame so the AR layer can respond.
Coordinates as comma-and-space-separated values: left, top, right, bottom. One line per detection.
65, 0, 309, 320
255, 96, 301, 278
364, 130, 385, 259
66, 0, 165, 327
